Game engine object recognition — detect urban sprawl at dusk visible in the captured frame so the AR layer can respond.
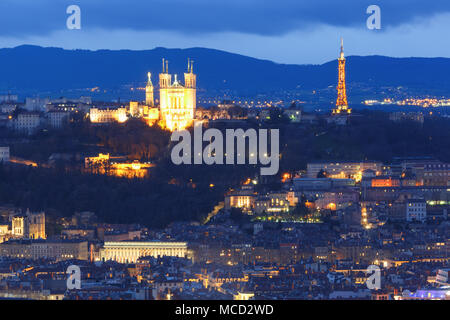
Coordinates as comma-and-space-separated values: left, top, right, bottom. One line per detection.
0, 1, 448, 315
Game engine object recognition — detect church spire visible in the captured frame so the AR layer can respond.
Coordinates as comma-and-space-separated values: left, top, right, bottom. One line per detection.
146, 72, 154, 107
147, 72, 153, 86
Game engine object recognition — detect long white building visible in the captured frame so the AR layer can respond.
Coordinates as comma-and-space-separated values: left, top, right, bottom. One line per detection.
100, 241, 188, 263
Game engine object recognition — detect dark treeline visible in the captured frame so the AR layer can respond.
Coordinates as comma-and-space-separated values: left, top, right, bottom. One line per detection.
10, 116, 171, 163
1, 110, 449, 227
0, 164, 229, 228
279, 111, 450, 173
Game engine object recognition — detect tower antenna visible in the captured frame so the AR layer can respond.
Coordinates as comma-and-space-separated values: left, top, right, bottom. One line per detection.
162, 58, 165, 73
166, 60, 169, 74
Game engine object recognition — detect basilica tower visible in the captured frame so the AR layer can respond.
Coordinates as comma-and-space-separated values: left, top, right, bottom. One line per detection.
146, 72, 154, 107
159, 58, 172, 113
184, 59, 196, 122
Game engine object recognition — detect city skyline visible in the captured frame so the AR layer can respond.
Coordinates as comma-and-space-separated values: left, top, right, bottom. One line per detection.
0, 0, 448, 304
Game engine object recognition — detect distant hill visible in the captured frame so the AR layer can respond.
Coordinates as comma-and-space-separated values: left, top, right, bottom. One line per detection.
0, 45, 450, 95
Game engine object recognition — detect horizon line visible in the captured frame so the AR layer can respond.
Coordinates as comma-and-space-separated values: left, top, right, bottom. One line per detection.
2, 44, 450, 66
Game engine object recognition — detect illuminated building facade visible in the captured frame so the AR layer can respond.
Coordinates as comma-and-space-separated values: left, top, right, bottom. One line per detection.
109, 160, 153, 178
371, 177, 401, 187
11, 210, 46, 240
333, 38, 351, 115
224, 185, 257, 212
254, 192, 291, 214
85, 153, 110, 169
85, 153, 153, 178
88, 60, 196, 131
129, 98, 159, 125
100, 241, 188, 263
225, 195, 255, 211
233, 292, 255, 300
27, 211, 46, 240
143, 106, 160, 125
159, 59, 196, 131
89, 107, 127, 123
129, 101, 140, 117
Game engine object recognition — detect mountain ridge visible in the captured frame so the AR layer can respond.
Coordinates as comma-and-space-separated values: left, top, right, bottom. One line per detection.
0, 45, 449, 95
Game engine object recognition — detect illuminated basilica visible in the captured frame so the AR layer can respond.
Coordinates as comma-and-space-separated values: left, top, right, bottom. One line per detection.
90, 58, 197, 132
158, 58, 196, 131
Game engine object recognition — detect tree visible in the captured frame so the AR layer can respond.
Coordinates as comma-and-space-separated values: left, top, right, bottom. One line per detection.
266, 107, 290, 125
317, 169, 327, 178
292, 194, 309, 218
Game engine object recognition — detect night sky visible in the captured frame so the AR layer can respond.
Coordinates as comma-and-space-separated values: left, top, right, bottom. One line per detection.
0, 0, 449, 64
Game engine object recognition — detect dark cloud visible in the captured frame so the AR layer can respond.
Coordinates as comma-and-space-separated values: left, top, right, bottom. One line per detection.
0, 0, 449, 37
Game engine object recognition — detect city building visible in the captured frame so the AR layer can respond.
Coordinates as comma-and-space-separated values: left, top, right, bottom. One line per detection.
422, 162, 450, 186
315, 190, 359, 211
0, 239, 88, 261
129, 101, 140, 117
11, 112, 42, 134
435, 269, 449, 286
45, 97, 92, 114
293, 178, 355, 191
265, 192, 291, 213
225, 185, 257, 212
24, 97, 50, 112
100, 241, 189, 263
406, 199, 427, 222
389, 112, 424, 124
11, 210, 46, 239
306, 161, 382, 180
46, 110, 70, 129
253, 192, 292, 214
0, 147, 9, 163
84, 153, 153, 178
87, 60, 196, 130
0, 94, 18, 103
89, 107, 127, 123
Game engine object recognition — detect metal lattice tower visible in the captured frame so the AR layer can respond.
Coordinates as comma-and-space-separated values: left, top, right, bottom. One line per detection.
333, 38, 351, 114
